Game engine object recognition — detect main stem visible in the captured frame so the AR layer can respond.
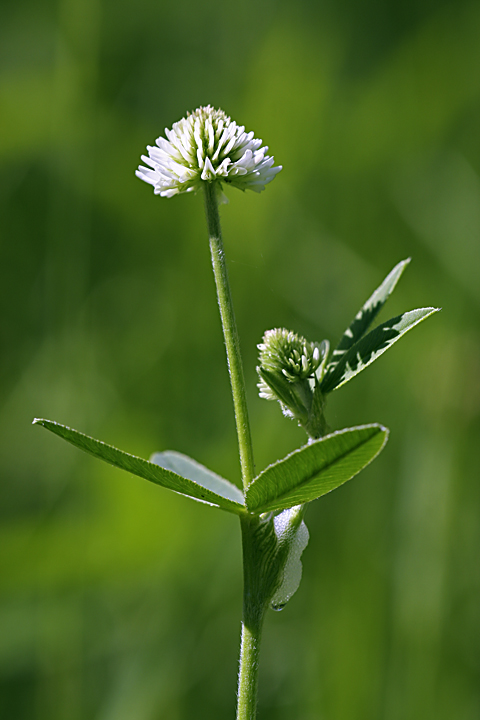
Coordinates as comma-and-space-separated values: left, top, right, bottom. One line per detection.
237, 514, 270, 720
203, 181, 255, 491
237, 622, 262, 720
202, 182, 264, 720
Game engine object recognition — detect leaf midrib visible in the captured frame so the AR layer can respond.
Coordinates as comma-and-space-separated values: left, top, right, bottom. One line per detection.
248, 427, 383, 511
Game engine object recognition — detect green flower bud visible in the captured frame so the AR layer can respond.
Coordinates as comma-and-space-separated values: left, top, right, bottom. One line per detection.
258, 329, 322, 383
257, 328, 329, 439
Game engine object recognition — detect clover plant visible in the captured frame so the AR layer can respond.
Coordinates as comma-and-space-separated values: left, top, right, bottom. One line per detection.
34, 106, 439, 720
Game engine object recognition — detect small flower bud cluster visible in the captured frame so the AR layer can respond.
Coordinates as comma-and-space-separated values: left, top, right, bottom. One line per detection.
257, 329, 329, 439
258, 329, 322, 386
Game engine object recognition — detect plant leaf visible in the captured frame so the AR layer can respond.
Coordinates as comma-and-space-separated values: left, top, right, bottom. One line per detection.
150, 450, 244, 505
33, 419, 246, 515
246, 424, 388, 514
320, 307, 440, 394
329, 258, 411, 369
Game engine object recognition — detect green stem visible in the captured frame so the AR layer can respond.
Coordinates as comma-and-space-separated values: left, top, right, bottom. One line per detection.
237, 621, 263, 720
236, 516, 268, 720
203, 182, 263, 719
203, 181, 255, 491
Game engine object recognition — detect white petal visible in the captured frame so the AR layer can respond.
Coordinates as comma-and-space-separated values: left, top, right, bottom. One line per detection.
135, 168, 158, 186
136, 106, 281, 197
201, 156, 216, 181
206, 118, 215, 154
216, 158, 231, 177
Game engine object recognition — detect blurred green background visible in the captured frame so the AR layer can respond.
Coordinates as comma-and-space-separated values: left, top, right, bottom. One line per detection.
1, 0, 480, 717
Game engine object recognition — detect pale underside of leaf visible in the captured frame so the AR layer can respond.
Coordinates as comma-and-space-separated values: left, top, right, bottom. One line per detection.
33, 419, 246, 514
321, 307, 440, 394
329, 258, 411, 368
246, 424, 389, 514
150, 450, 244, 504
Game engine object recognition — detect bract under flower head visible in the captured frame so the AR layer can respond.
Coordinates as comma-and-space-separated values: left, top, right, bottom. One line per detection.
136, 106, 282, 199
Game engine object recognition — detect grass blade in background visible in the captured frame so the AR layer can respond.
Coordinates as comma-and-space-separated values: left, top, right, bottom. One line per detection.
246, 424, 389, 513
33, 419, 246, 514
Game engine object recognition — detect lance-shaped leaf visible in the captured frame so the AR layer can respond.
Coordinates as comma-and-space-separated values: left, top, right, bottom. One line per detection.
328, 258, 411, 370
246, 424, 388, 514
33, 419, 246, 515
320, 307, 440, 394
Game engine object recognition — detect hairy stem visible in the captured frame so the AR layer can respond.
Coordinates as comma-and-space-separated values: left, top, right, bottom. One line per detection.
237, 621, 263, 720
203, 182, 263, 719
203, 181, 255, 491
236, 516, 269, 720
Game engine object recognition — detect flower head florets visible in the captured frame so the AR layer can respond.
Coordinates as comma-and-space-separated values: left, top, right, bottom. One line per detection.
258, 329, 322, 397
136, 106, 282, 199
257, 328, 329, 439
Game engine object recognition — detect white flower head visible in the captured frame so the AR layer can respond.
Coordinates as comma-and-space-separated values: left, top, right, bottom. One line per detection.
136, 105, 282, 200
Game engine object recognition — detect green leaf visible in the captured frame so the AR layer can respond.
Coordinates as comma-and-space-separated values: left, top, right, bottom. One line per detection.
329, 258, 411, 369
246, 424, 389, 514
320, 307, 440, 394
150, 450, 244, 505
33, 419, 246, 515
